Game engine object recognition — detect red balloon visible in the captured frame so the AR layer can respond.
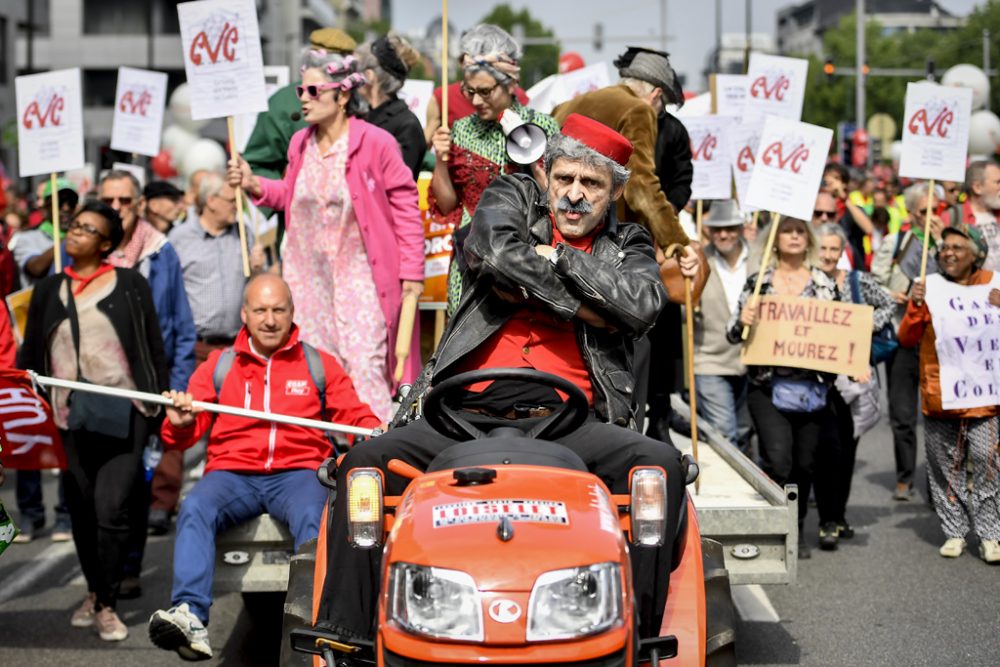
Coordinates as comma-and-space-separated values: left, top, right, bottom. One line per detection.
559, 52, 585, 74
151, 149, 177, 179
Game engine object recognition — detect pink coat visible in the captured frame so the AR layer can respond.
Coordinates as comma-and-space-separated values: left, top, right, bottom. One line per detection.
253, 117, 424, 384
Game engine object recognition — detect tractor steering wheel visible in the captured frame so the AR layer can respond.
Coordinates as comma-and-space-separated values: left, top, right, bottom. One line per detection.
422, 368, 590, 442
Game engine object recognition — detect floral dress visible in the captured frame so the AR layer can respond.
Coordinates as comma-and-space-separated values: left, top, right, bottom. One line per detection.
285, 133, 392, 420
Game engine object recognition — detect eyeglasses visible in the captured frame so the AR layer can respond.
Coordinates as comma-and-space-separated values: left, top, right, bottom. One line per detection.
460, 82, 501, 101
295, 82, 341, 100
69, 220, 108, 239
939, 243, 969, 254
813, 209, 837, 220
101, 196, 133, 206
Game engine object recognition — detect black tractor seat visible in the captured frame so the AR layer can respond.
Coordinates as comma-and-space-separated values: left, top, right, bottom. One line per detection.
426, 436, 588, 473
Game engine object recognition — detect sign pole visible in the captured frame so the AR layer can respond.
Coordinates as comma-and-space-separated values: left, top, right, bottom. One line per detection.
394, 294, 419, 383
226, 116, 252, 277
50, 173, 62, 273
684, 272, 700, 494
695, 199, 704, 240
919, 178, 936, 282
741, 213, 781, 340
440, 0, 449, 162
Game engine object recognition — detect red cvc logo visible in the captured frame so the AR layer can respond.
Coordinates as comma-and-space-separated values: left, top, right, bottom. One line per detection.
761, 141, 810, 174
907, 106, 954, 138
750, 75, 790, 101
189, 21, 239, 65
22, 94, 64, 130
736, 145, 756, 172
691, 133, 718, 161
119, 89, 153, 116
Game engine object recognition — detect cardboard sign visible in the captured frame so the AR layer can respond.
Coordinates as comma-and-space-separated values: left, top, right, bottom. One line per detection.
745, 53, 808, 122
110, 67, 169, 157
713, 74, 748, 117
745, 116, 832, 220
5, 287, 32, 344
416, 175, 453, 305
742, 295, 874, 377
0, 370, 65, 470
924, 273, 1000, 410
398, 80, 435, 131
15, 68, 85, 178
730, 118, 764, 212
177, 0, 268, 121
898, 82, 973, 182
681, 116, 735, 201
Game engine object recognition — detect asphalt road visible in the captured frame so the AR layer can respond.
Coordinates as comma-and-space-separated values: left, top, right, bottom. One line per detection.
2, 410, 999, 666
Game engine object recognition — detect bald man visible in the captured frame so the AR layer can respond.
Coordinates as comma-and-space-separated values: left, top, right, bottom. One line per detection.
148, 275, 381, 660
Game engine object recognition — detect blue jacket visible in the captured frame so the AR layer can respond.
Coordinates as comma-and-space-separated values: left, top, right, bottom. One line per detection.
136, 241, 196, 390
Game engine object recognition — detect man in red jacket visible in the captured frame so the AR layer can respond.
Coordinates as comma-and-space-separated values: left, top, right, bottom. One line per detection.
148, 274, 380, 660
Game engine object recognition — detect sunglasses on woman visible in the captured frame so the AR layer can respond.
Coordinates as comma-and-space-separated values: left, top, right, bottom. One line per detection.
295, 82, 341, 100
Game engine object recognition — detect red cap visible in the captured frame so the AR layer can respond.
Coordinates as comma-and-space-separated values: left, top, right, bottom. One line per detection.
560, 113, 634, 167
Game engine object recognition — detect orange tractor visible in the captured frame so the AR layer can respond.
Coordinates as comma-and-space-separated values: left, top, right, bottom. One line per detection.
290, 369, 736, 666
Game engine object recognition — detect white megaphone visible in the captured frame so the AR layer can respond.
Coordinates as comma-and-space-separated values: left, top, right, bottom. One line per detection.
499, 109, 547, 165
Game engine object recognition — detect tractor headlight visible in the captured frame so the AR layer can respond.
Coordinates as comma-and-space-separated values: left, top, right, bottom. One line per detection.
630, 467, 667, 546
526, 563, 622, 641
347, 469, 384, 548
388, 564, 484, 642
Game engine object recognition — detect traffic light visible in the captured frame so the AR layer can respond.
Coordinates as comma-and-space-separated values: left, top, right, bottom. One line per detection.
593, 23, 603, 51
824, 58, 835, 82
862, 62, 870, 76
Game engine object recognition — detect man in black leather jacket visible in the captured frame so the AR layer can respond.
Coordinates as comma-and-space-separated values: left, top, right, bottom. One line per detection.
317, 114, 690, 642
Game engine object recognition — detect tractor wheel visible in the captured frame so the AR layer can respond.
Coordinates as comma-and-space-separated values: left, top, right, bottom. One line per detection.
702, 538, 737, 667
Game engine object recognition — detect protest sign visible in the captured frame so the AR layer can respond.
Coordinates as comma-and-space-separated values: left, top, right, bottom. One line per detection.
110, 67, 169, 157
745, 54, 808, 122
713, 74, 748, 117
730, 118, 764, 212
111, 162, 146, 188
745, 116, 833, 221
681, 115, 735, 201
526, 63, 611, 115
177, 0, 268, 121
742, 295, 874, 377
977, 219, 1000, 273
15, 68, 84, 178
5, 288, 32, 343
399, 79, 435, 131
0, 370, 64, 470
234, 65, 290, 153
898, 82, 972, 182
417, 175, 453, 306
924, 272, 1000, 410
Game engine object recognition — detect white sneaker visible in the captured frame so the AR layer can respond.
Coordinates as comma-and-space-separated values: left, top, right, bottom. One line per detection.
939, 537, 966, 558
71, 593, 97, 627
979, 539, 1000, 563
94, 607, 128, 641
149, 602, 212, 660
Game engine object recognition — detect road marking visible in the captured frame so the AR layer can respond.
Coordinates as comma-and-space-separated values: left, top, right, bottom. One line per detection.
732, 584, 780, 623
0, 541, 77, 607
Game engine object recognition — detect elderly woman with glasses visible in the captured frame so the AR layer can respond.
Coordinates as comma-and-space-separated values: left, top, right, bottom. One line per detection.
228, 50, 424, 420
727, 216, 842, 559
429, 24, 560, 311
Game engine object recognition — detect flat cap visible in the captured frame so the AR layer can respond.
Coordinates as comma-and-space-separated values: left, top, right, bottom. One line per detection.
309, 28, 357, 55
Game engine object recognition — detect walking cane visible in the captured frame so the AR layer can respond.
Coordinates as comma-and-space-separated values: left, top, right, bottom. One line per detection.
667, 244, 700, 494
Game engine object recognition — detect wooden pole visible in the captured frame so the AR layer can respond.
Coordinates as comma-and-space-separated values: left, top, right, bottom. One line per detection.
50, 173, 61, 274
439, 0, 450, 162
226, 116, 252, 278
684, 274, 700, 494
919, 178, 936, 282
741, 213, 781, 341
433, 310, 446, 350
394, 293, 419, 383
696, 199, 704, 240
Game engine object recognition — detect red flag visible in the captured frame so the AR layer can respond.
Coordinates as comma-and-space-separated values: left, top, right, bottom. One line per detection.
0, 369, 65, 470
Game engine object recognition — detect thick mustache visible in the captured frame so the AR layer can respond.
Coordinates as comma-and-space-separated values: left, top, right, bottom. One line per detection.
556, 196, 593, 214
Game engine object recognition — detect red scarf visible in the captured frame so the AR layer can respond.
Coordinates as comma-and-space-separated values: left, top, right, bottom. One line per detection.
550, 213, 603, 254
64, 263, 114, 295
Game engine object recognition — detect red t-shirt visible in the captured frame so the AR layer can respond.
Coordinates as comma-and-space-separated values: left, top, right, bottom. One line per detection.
433, 82, 531, 127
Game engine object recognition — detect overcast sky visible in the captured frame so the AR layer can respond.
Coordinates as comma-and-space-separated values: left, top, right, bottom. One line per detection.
391, 0, 983, 90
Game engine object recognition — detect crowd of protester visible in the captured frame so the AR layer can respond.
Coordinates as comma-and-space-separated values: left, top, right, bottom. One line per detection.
0, 19, 998, 656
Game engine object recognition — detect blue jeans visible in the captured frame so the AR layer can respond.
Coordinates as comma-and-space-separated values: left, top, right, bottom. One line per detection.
694, 374, 752, 453
171, 469, 326, 624
15, 470, 71, 530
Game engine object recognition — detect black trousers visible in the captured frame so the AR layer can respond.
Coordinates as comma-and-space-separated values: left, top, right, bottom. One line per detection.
61, 411, 148, 610
886, 346, 920, 486
318, 416, 685, 640
747, 384, 839, 524
645, 303, 683, 424
817, 389, 859, 524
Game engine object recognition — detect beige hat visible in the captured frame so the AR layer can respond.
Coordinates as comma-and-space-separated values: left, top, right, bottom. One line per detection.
309, 28, 357, 54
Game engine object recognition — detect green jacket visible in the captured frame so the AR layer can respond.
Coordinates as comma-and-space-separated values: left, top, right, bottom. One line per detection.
243, 83, 307, 181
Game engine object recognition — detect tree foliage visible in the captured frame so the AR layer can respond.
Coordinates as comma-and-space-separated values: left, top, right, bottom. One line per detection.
478, 4, 560, 88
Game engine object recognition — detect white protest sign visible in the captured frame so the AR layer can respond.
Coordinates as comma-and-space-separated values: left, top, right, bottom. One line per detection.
745, 116, 833, 220
745, 53, 808, 122
526, 63, 611, 115
681, 116, 735, 201
111, 162, 146, 188
110, 67, 169, 157
977, 220, 1000, 273
177, 0, 268, 121
898, 82, 973, 182
15, 68, 85, 178
924, 272, 1000, 410
730, 118, 764, 212
398, 80, 436, 130
234, 65, 291, 153
713, 74, 748, 117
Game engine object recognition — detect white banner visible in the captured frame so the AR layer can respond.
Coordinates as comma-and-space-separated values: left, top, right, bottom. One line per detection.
745, 116, 832, 220
15, 68, 85, 178
714, 74, 748, 118
730, 118, 764, 213
234, 65, 291, 153
924, 272, 1000, 410
898, 82, 972, 183
526, 63, 611, 115
177, 0, 268, 121
745, 53, 808, 122
681, 115, 735, 201
398, 79, 435, 130
110, 67, 169, 157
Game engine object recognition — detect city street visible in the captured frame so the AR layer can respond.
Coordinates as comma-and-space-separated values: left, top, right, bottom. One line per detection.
3, 410, 1000, 666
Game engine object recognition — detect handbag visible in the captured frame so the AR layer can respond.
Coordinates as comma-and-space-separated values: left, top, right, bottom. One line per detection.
64, 279, 133, 439
659, 243, 711, 305
771, 376, 828, 413
849, 270, 899, 364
